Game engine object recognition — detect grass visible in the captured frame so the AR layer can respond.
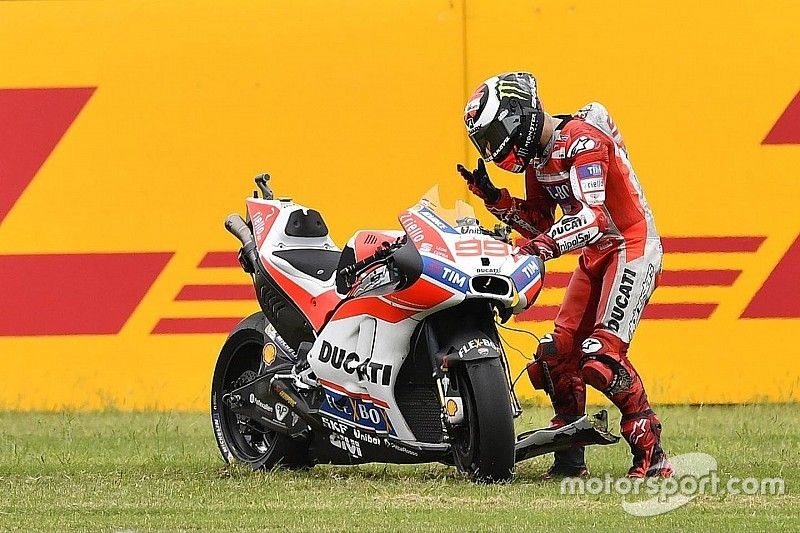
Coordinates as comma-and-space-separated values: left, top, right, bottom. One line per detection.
0, 405, 797, 532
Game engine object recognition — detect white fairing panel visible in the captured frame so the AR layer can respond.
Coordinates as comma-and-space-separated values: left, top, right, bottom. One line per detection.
303, 202, 545, 442
308, 315, 420, 440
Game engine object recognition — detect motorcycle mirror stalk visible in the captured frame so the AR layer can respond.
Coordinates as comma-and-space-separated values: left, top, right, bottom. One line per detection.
254, 172, 274, 200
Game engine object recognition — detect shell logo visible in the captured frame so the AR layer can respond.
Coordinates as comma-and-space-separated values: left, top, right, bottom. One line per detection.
263, 343, 277, 366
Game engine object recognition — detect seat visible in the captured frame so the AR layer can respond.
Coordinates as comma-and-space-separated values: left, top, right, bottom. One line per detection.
272, 249, 341, 282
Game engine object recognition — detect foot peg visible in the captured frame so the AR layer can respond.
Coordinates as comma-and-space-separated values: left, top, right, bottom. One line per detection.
294, 341, 312, 372
514, 410, 620, 463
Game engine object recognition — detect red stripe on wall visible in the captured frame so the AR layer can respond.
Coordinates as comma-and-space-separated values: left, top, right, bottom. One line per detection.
762, 90, 800, 144
516, 305, 560, 322
168, 301, 718, 332
198, 252, 239, 268
661, 236, 764, 253
642, 303, 717, 319
175, 284, 254, 301
542, 272, 572, 288
542, 269, 740, 289
0, 87, 96, 224
200, 237, 763, 270
660, 269, 740, 286
152, 317, 242, 334
0, 252, 172, 336
741, 234, 800, 318
516, 303, 716, 322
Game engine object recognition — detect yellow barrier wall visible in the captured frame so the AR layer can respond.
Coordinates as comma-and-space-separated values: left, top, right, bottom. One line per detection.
0, 1, 797, 409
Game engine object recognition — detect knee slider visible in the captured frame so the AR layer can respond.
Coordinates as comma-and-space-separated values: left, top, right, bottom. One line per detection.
580, 357, 614, 391
579, 338, 632, 395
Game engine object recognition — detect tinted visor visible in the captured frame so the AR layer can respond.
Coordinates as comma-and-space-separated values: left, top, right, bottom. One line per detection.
468, 114, 521, 162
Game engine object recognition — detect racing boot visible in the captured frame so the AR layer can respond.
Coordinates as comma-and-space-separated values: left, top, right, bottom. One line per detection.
544, 446, 589, 479
621, 411, 673, 478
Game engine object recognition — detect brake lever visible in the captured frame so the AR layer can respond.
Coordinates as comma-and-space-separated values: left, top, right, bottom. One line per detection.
480, 223, 513, 244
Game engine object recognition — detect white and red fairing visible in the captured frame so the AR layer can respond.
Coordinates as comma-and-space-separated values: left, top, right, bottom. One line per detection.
247, 195, 544, 442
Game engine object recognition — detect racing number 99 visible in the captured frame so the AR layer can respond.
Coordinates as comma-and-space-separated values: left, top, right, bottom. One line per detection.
455, 239, 511, 257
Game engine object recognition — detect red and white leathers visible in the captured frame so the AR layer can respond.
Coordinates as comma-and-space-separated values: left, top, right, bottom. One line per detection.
487, 102, 671, 477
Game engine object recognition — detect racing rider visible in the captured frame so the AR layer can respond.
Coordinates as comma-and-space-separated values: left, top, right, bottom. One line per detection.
457, 72, 672, 478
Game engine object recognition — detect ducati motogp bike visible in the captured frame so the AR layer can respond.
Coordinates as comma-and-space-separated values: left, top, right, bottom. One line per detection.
211, 173, 618, 482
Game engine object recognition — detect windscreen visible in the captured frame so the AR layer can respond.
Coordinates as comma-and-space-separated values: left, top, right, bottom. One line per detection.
418, 185, 477, 229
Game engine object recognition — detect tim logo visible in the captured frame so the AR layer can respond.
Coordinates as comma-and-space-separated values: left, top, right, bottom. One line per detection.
522, 262, 539, 279
424, 257, 470, 292
441, 266, 467, 289
511, 257, 541, 289
577, 163, 602, 178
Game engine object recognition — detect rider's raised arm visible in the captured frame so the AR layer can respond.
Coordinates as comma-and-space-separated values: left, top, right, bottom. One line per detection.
487, 167, 556, 239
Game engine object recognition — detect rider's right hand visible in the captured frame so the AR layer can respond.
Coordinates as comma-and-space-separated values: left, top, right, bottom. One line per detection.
456, 158, 501, 204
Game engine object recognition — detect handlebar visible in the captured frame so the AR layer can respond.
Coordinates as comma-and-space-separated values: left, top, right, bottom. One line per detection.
340, 236, 407, 288
481, 223, 513, 243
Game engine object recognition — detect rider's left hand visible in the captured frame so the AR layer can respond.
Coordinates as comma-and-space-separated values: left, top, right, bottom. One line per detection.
457, 158, 500, 204
519, 233, 561, 261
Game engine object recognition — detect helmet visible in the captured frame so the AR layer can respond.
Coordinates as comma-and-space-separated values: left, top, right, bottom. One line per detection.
463, 72, 545, 173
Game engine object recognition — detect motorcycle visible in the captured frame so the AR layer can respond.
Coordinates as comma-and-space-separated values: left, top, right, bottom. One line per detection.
211, 173, 618, 482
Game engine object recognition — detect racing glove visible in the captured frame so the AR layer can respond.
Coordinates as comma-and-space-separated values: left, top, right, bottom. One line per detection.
527, 334, 560, 395
456, 158, 500, 204
519, 233, 561, 261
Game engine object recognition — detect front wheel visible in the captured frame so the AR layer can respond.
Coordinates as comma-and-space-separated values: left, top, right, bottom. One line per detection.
451, 359, 515, 483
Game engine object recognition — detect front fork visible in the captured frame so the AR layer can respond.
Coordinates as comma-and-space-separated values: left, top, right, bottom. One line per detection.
497, 344, 523, 417
434, 353, 521, 428
418, 302, 522, 433
436, 373, 465, 426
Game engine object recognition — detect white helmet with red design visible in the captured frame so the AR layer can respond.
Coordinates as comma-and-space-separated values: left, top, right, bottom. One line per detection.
463, 72, 545, 173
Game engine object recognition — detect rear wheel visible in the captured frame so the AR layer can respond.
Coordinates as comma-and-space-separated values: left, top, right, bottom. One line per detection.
210, 312, 308, 470
451, 359, 515, 482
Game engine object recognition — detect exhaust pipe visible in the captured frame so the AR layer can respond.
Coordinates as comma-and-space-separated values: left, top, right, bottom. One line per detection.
270, 378, 325, 431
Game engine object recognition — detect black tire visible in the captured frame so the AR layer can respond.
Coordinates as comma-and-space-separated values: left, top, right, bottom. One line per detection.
210, 312, 309, 470
451, 358, 515, 483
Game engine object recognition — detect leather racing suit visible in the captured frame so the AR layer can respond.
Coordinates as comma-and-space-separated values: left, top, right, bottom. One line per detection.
486, 102, 669, 476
